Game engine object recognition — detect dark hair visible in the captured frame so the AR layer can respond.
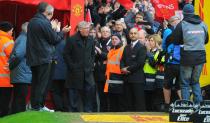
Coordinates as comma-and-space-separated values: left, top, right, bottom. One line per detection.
135, 3, 140, 8
37, 2, 48, 13
135, 11, 144, 17
0, 21, 13, 32
102, 0, 106, 4
90, 27, 96, 32
111, 20, 116, 25
111, 33, 123, 49
111, 33, 122, 41
101, 3, 107, 7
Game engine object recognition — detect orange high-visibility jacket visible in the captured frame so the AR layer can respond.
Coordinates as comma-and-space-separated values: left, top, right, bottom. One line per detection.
104, 46, 124, 92
0, 30, 14, 87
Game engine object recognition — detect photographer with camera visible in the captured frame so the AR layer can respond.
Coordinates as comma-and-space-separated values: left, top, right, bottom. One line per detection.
162, 15, 182, 112
124, 1, 154, 34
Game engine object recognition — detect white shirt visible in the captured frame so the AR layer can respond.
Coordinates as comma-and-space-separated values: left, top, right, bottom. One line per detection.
131, 40, 139, 48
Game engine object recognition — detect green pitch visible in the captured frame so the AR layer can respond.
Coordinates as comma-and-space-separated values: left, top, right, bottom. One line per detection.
0, 111, 81, 123
0, 111, 172, 123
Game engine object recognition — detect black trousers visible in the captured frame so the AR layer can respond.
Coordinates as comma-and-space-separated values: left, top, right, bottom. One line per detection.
68, 81, 95, 112
11, 83, 28, 114
0, 87, 12, 117
145, 90, 155, 111
145, 89, 164, 112
30, 62, 55, 110
51, 80, 69, 112
124, 83, 146, 111
96, 81, 108, 112
109, 93, 125, 112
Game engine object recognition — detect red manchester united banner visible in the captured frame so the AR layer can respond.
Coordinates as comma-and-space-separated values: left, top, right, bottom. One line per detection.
70, 0, 84, 35
151, 0, 178, 20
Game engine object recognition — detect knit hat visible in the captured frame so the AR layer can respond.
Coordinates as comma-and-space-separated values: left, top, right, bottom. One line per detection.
0, 21, 13, 32
111, 33, 122, 41
183, 4, 194, 15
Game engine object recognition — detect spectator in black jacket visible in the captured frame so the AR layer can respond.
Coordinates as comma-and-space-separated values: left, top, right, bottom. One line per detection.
94, 26, 112, 112
27, 2, 70, 112
120, 27, 147, 111
85, 0, 101, 26
51, 40, 69, 112
108, 2, 127, 21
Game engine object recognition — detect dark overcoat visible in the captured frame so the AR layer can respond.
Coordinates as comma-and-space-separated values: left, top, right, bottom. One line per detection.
120, 42, 147, 83
64, 33, 95, 89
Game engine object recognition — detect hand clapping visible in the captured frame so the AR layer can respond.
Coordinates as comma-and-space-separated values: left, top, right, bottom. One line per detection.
51, 19, 71, 33
62, 25, 71, 33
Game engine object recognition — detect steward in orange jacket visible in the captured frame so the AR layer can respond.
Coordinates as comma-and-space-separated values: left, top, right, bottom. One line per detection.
0, 28, 14, 87
104, 33, 125, 112
0, 21, 14, 117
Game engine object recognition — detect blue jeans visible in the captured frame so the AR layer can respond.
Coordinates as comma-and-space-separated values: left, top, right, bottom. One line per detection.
180, 64, 203, 104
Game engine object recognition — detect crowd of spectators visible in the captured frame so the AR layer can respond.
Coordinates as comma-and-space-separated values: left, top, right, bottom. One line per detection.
0, 0, 209, 117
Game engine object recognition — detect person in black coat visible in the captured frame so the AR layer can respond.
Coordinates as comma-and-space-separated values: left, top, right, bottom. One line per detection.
64, 21, 95, 112
120, 27, 147, 111
26, 2, 70, 111
94, 26, 112, 112
51, 40, 69, 112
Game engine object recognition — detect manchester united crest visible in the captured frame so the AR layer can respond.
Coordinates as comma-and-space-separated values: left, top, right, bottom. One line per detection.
72, 4, 83, 17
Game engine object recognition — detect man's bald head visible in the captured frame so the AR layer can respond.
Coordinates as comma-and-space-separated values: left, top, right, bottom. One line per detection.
138, 29, 147, 41
129, 28, 139, 41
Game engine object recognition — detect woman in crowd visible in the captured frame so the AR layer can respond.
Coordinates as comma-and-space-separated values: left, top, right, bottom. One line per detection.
9, 22, 32, 114
104, 33, 125, 112
144, 34, 164, 111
